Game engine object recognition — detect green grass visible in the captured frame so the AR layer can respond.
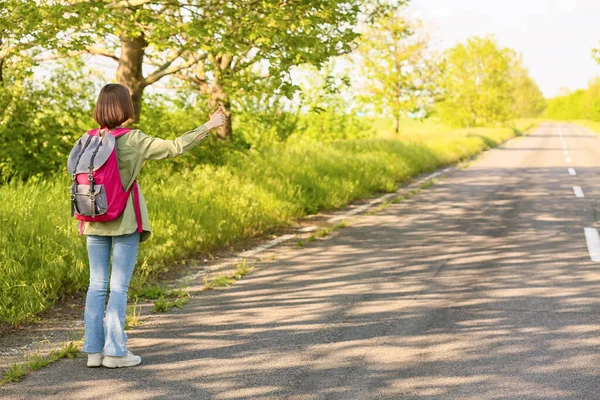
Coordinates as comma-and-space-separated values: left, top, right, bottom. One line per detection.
204, 275, 235, 290
28, 354, 52, 371
0, 341, 80, 385
153, 296, 170, 312
0, 119, 539, 325
132, 285, 167, 300
152, 288, 191, 312
125, 302, 142, 330
574, 120, 600, 133
204, 259, 254, 290
1, 363, 29, 384
49, 341, 79, 360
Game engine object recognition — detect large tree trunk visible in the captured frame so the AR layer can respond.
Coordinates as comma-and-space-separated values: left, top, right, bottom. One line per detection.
116, 32, 147, 124
207, 56, 234, 140
0, 38, 4, 86
393, 115, 400, 134
208, 81, 232, 140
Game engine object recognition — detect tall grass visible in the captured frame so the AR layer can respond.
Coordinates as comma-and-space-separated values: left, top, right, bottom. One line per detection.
0, 120, 537, 325
573, 120, 600, 133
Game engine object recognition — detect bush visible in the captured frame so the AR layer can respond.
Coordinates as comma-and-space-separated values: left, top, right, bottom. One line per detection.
0, 61, 95, 180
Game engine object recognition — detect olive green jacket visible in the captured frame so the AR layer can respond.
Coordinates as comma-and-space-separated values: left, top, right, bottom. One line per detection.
81, 125, 210, 242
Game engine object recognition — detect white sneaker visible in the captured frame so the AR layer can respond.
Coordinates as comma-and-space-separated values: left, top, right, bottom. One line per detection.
87, 353, 103, 368
102, 350, 142, 368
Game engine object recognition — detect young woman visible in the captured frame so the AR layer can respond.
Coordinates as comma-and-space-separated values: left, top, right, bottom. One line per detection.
79, 83, 225, 368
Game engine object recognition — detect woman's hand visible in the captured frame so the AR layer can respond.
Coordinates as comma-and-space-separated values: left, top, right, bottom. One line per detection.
206, 106, 227, 130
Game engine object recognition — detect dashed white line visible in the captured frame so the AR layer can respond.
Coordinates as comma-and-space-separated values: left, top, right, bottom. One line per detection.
564, 150, 569, 155
584, 228, 600, 261
566, 157, 572, 163
568, 168, 577, 176
573, 186, 585, 198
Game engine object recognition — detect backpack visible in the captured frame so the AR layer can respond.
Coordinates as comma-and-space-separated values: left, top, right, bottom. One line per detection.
67, 127, 142, 233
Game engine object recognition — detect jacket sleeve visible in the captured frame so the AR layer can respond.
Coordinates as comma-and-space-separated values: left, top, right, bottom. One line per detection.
127, 125, 210, 161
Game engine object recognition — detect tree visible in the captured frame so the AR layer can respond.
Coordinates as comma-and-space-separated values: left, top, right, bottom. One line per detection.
51, 0, 207, 125
505, 50, 546, 118
545, 90, 586, 120
56, 0, 376, 137
0, 60, 96, 180
592, 43, 600, 64
173, 1, 372, 139
545, 79, 600, 121
357, 11, 437, 134
436, 36, 513, 127
0, 0, 84, 85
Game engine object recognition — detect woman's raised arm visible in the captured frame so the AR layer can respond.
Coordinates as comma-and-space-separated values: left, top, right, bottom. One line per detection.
129, 107, 226, 161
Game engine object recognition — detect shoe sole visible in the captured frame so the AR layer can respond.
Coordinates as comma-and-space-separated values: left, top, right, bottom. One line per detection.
102, 360, 142, 368
87, 363, 103, 368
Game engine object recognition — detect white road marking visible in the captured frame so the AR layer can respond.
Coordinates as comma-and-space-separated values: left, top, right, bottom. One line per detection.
584, 228, 600, 262
298, 226, 317, 233
326, 170, 444, 224
573, 186, 585, 198
564, 150, 569, 155
339, 203, 373, 217
566, 157, 572, 163
426, 171, 443, 180
568, 168, 577, 176
370, 193, 396, 204
239, 234, 296, 258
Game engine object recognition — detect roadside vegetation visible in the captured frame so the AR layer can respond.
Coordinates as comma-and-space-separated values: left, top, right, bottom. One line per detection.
1, 0, 547, 326
545, 43, 600, 121
0, 119, 538, 325
0, 341, 80, 384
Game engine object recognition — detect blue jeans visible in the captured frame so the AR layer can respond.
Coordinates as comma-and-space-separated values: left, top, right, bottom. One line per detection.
83, 232, 140, 356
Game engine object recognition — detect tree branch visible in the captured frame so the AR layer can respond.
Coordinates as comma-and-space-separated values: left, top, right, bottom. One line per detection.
144, 53, 206, 86
86, 46, 119, 61
105, 0, 154, 9
173, 72, 210, 94
0, 46, 12, 61
34, 46, 119, 63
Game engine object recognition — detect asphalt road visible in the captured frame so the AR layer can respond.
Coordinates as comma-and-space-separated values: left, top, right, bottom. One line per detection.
3, 122, 600, 399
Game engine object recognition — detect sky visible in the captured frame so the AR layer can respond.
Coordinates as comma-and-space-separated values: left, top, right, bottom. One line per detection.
407, 0, 600, 97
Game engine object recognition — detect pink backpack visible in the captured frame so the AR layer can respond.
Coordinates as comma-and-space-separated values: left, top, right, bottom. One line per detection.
67, 127, 142, 234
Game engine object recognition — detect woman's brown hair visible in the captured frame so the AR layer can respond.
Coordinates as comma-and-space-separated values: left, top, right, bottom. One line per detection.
93, 84, 134, 129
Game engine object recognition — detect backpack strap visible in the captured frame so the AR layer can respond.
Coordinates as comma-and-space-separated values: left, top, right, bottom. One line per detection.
111, 127, 141, 232
70, 134, 94, 216
84, 127, 129, 217
132, 181, 143, 233
111, 127, 131, 138
87, 130, 107, 218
